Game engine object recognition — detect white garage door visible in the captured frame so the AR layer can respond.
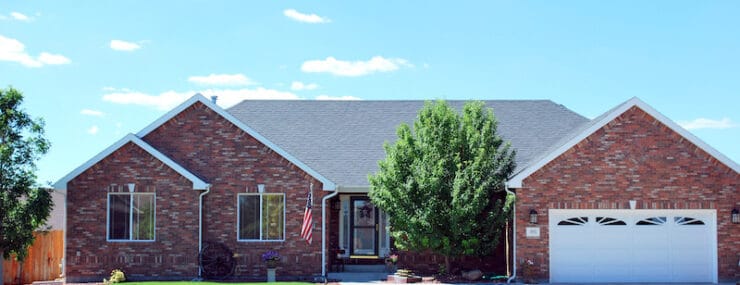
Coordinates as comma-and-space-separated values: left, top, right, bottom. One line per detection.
549, 209, 717, 283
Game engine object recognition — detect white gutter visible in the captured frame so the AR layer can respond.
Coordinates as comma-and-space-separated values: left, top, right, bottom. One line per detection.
505, 182, 517, 284
197, 184, 212, 279
321, 186, 340, 279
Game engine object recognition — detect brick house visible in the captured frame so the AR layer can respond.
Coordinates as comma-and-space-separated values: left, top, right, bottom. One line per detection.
54, 95, 738, 282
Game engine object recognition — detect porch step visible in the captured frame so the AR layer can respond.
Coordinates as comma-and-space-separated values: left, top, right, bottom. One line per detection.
344, 264, 388, 273
327, 272, 389, 282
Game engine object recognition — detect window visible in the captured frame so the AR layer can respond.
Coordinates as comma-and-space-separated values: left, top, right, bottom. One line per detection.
108, 193, 155, 241
636, 216, 667, 225
238, 193, 285, 241
557, 217, 588, 226
674, 216, 705, 225
596, 217, 627, 226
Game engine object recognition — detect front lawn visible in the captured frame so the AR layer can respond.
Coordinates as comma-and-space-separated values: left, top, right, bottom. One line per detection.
121, 281, 313, 285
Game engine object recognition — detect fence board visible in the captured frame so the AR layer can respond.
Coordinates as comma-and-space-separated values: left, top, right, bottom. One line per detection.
2, 230, 63, 285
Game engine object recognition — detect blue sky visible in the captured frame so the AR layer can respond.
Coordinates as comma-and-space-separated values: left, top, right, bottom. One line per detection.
1, 1, 738, 184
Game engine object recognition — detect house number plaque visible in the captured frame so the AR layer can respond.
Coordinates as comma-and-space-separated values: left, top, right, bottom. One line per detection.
525, 227, 540, 238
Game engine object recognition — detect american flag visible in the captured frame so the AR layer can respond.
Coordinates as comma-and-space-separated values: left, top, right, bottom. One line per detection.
300, 186, 313, 244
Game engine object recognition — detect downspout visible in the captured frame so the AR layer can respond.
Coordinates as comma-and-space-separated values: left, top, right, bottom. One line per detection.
505, 182, 517, 284
321, 186, 339, 279
61, 189, 67, 279
197, 185, 212, 279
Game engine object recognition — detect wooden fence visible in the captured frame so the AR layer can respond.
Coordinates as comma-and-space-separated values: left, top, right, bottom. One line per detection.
2, 230, 63, 285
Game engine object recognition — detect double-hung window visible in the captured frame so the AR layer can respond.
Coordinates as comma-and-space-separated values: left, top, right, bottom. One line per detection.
108, 193, 156, 241
238, 193, 285, 241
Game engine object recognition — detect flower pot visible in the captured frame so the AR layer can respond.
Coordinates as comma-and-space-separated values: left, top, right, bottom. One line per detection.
385, 261, 397, 273
267, 268, 276, 282
266, 260, 278, 269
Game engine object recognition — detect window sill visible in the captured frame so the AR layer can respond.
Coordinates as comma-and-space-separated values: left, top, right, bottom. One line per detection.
107, 239, 156, 243
237, 239, 285, 243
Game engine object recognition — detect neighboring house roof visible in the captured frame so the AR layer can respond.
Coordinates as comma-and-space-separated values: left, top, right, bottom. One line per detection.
53, 133, 210, 191
227, 100, 589, 187
507, 97, 740, 188
136, 95, 337, 190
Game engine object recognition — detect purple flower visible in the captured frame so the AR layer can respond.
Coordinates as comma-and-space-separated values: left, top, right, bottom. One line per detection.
262, 250, 280, 262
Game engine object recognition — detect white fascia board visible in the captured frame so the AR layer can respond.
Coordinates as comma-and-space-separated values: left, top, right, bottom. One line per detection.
53, 133, 209, 191
136, 94, 337, 191
508, 97, 739, 188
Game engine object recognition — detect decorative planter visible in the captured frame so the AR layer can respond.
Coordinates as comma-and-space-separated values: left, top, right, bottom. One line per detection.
267, 268, 276, 282
266, 259, 278, 268
385, 261, 397, 273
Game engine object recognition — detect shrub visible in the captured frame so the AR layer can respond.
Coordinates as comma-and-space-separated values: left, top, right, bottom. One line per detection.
103, 269, 126, 284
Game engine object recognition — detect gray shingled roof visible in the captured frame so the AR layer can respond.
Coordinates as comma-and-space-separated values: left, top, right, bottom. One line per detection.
227, 100, 589, 187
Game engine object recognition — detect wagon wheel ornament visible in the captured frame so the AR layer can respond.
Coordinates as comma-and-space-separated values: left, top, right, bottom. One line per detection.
199, 242, 236, 279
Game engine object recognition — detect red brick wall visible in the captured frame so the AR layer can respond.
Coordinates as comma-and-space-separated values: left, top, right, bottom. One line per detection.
142, 102, 327, 278
66, 142, 201, 281
516, 106, 739, 281
66, 102, 329, 281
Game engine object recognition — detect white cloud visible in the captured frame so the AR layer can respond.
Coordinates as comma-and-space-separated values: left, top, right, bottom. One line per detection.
102, 89, 188, 110
38, 52, 71, 65
10, 12, 32, 22
102, 87, 300, 110
315, 95, 362, 101
80, 109, 104, 117
188, 73, 257, 86
110, 40, 141, 51
301, 56, 412, 77
0, 35, 71, 67
291, 81, 319, 91
87, 125, 99, 135
283, 9, 331, 24
678, 117, 736, 130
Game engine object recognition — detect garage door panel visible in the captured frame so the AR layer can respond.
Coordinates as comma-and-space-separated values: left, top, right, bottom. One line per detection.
672, 265, 712, 282
549, 209, 716, 283
592, 249, 632, 265
632, 249, 669, 264
551, 249, 592, 266
632, 263, 671, 276
672, 249, 712, 264
551, 231, 589, 247
595, 267, 633, 282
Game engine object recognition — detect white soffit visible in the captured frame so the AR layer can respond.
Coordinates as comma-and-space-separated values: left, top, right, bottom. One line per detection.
508, 97, 740, 188
136, 94, 337, 191
53, 133, 209, 191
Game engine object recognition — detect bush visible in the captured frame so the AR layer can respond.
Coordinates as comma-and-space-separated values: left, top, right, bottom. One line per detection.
103, 269, 126, 284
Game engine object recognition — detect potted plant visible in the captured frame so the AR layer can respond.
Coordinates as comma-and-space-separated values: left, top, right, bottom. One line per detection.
262, 250, 280, 282
385, 253, 399, 273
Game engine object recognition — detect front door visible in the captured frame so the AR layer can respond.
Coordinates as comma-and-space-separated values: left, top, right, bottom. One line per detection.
349, 198, 378, 257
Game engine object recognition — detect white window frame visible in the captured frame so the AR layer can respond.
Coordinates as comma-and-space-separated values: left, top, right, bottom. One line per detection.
106, 192, 156, 242
237, 193, 286, 242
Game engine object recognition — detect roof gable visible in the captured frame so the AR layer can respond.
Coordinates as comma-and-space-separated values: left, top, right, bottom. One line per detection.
507, 97, 740, 188
137, 94, 336, 190
53, 133, 209, 191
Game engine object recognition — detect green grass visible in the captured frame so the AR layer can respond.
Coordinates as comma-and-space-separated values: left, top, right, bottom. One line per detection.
120, 281, 313, 285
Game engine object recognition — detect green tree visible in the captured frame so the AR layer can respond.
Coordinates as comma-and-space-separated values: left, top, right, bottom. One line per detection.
369, 100, 516, 272
0, 87, 53, 282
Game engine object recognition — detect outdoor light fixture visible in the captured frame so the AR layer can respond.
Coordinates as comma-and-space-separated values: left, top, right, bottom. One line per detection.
127, 183, 135, 192
732, 208, 739, 224
529, 209, 538, 224
257, 184, 265, 193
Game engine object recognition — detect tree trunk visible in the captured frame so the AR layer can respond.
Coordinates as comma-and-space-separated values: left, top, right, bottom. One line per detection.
444, 255, 450, 275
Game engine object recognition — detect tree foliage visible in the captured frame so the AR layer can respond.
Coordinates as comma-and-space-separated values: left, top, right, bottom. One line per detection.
0, 87, 53, 261
368, 100, 516, 268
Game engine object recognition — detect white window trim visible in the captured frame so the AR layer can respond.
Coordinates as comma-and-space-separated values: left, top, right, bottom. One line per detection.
237, 193, 286, 242
106, 192, 156, 242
